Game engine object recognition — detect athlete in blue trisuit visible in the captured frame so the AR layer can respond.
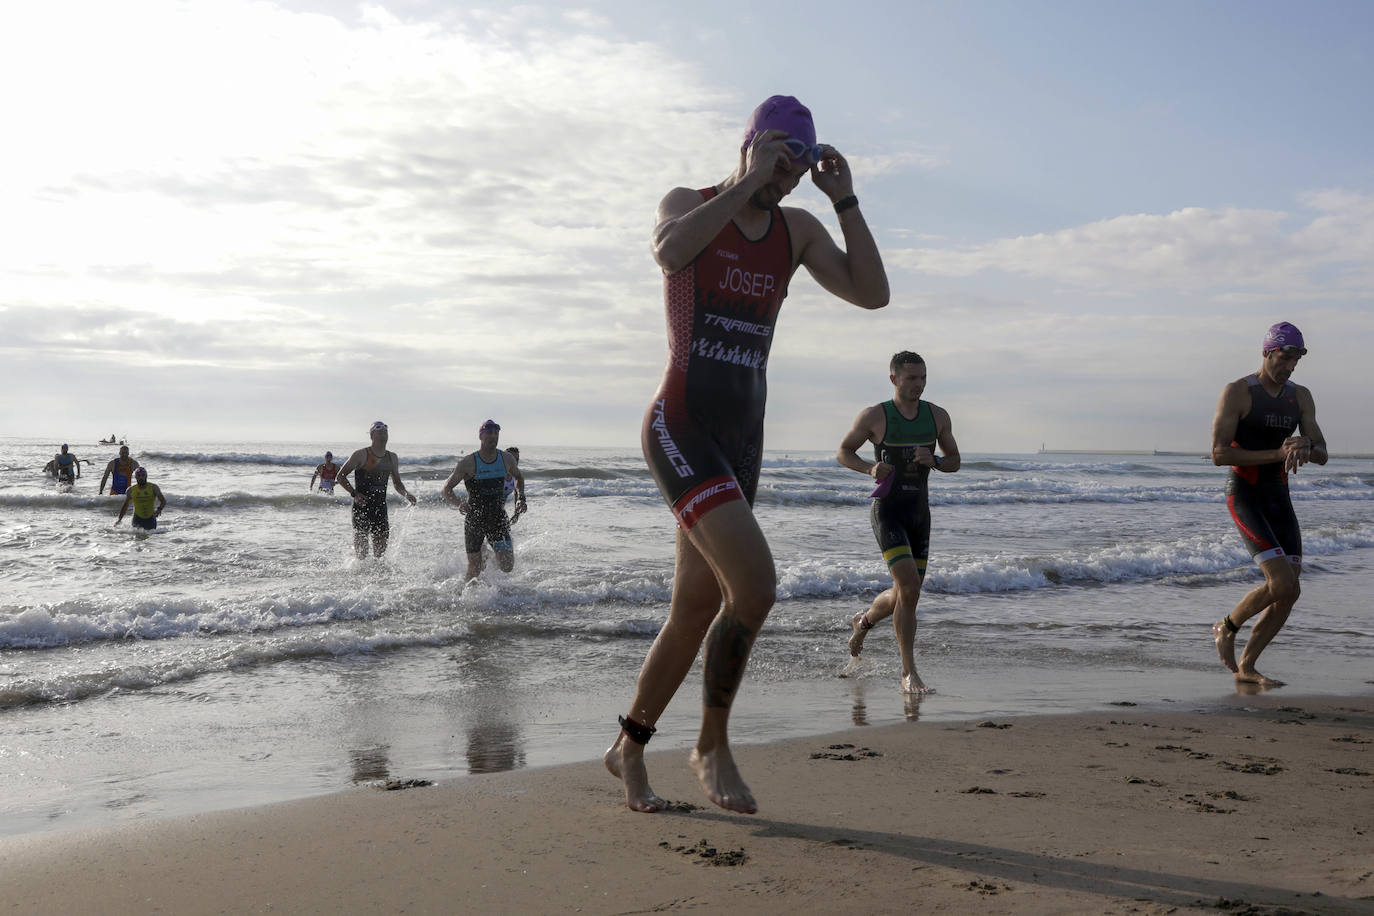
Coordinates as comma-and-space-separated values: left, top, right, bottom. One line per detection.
837, 351, 961, 695
51, 444, 82, 484
442, 420, 526, 582
605, 95, 888, 816
99, 445, 140, 495
1209, 321, 1328, 688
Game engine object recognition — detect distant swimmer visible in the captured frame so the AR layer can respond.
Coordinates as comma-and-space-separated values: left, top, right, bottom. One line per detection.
836, 351, 961, 695
337, 421, 417, 559
442, 420, 526, 581
605, 95, 888, 815
115, 467, 166, 531
52, 444, 82, 484
1209, 322, 1327, 688
311, 451, 339, 494
99, 446, 140, 496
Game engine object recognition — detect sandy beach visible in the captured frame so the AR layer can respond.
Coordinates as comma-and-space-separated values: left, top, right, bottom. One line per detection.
3, 691, 1371, 915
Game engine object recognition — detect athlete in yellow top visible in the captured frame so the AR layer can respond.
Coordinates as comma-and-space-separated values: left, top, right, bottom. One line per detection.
115, 467, 167, 531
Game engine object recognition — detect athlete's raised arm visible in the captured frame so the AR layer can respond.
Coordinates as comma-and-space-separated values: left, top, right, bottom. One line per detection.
651, 130, 794, 274
788, 147, 888, 309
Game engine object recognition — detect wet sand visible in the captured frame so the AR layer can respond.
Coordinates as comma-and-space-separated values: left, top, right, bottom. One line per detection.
3, 692, 1372, 915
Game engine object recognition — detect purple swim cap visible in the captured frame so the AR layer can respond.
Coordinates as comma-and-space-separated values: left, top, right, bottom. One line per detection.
742, 95, 815, 151
479, 419, 500, 433
1262, 321, 1305, 352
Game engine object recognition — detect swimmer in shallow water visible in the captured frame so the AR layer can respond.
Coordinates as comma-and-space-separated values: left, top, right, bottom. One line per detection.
311, 451, 339, 494
115, 467, 166, 531
100, 446, 140, 496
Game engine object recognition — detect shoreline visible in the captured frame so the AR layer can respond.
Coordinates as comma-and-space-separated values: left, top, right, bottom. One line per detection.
4, 692, 1372, 915
6, 639, 1371, 841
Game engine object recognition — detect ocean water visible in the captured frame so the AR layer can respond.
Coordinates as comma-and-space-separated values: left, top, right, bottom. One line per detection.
2, 437, 1371, 836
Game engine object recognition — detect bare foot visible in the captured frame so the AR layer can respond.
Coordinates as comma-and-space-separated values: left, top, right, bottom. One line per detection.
1212, 620, 1239, 673
848, 612, 870, 657
603, 735, 666, 812
1235, 667, 1285, 688
688, 746, 757, 814
902, 672, 932, 695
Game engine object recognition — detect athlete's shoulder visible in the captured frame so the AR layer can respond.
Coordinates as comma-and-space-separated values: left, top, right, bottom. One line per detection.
658, 186, 709, 216
778, 204, 823, 234
1221, 376, 1252, 397
860, 401, 888, 422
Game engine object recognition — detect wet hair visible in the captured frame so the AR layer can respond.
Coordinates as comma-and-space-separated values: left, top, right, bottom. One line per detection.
506, 447, 519, 457
890, 351, 925, 375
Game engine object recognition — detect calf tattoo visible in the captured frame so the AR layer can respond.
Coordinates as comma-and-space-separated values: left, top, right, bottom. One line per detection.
703, 615, 755, 709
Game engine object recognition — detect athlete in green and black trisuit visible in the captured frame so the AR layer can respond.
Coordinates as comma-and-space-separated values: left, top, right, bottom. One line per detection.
837, 351, 960, 695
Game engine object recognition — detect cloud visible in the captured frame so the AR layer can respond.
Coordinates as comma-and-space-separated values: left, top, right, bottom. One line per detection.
889, 193, 1374, 298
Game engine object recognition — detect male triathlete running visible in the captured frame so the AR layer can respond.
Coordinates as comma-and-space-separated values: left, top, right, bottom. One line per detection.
337, 421, 417, 559
99, 445, 140, 495
837, 351, 960, 694
115, 467, 166, 531
52, 444, 82, 484
1209, 321, 1327, 688
604, 95, 888, 815
442, 420, 526, 582
311, 452, 339, 494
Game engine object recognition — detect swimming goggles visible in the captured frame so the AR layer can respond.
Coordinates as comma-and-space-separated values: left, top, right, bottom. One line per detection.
1268, 346, 1307, 357
780, 137, 825, 165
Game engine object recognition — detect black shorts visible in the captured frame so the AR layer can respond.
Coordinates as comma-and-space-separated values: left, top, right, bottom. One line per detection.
465, 510, 512, 554
1226, 473, 1301, 565
132, 514, 157, 531
352, 497, 389, 536
871, 497, 930, 575
642, 395, 762, 531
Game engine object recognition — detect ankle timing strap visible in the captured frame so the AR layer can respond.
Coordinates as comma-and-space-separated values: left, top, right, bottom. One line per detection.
1222, 615, 1239, 633
619, 715, 656, 745
859, 615, 874, 630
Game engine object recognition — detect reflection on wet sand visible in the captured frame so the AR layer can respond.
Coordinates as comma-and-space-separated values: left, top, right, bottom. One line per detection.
850, 681, 869, 727
466, 718, 526, 775
350, 745, 391, 784
849, 679, 924, 726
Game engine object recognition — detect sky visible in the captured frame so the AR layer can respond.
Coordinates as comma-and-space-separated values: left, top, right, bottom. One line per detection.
3, 0, 1371, 453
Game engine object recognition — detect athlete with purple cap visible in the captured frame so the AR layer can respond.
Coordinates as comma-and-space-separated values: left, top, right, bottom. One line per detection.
337, 420, 418, 559
605, 95, 889, 815
1209, 321, 1327, 687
